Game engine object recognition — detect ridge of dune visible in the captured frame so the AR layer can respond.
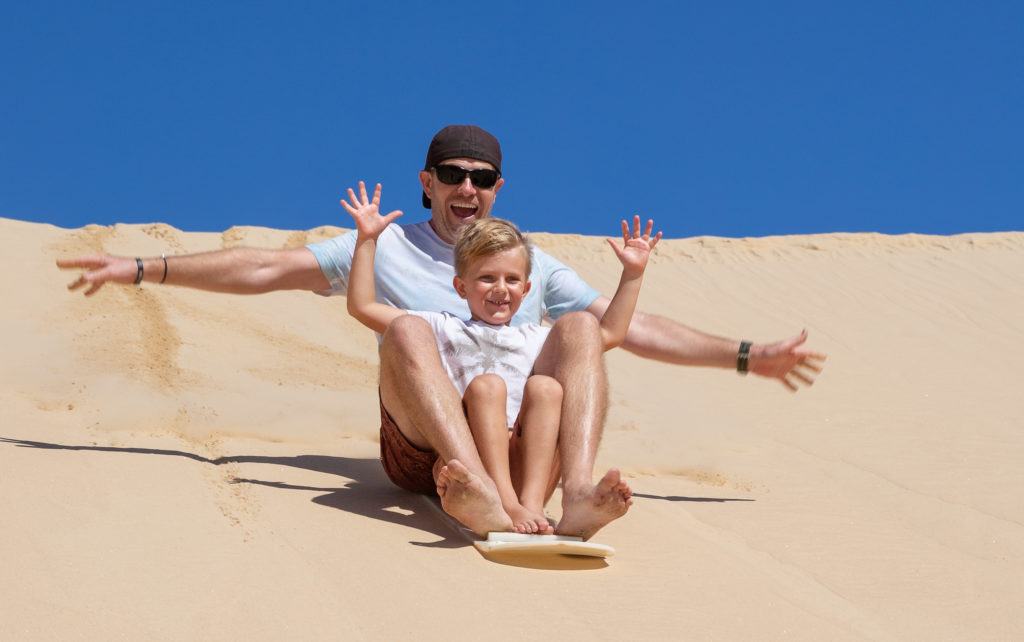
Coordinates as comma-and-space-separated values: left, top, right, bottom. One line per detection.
2, 215, 1022, 640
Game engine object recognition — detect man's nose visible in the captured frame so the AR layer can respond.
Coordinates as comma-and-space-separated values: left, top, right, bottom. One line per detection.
456, 176, 476, 195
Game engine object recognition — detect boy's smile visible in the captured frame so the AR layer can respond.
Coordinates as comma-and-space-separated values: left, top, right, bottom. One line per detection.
453, 247, 532, 326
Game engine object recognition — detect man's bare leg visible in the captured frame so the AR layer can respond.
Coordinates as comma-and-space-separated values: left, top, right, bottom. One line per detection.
532, 312, 633, 540
379, 315, 511, 535
463, 374, 548, 534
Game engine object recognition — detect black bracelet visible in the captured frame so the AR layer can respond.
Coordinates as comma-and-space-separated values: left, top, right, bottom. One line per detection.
737, 340, 752, 375
160, 254, 168, 284
134, 257, 144, 285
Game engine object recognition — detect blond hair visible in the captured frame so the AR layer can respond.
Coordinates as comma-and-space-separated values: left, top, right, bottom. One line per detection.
453, 217, 533, 277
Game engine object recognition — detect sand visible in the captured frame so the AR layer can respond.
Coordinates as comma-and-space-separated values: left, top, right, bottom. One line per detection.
1, 215, 1022, 640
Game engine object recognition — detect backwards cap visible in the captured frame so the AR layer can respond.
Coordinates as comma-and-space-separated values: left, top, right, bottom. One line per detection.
422, 125, 502, 209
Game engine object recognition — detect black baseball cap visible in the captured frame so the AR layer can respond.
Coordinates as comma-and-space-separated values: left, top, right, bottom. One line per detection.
422, 125, 502, 208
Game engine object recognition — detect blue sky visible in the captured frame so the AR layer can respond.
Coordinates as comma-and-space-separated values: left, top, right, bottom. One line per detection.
1, 1, 1020, 238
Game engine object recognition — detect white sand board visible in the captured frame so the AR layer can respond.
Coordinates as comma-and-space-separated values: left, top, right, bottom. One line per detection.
474, 532, 615, 558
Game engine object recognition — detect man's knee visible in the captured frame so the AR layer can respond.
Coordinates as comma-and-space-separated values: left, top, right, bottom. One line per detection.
465, 373, 507, 402
380, 314, 434, 360
548, 311, 602, 354
554, 311, 601, 335
525, 374, 562, 402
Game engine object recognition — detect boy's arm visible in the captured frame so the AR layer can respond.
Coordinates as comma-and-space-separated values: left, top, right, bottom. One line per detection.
347, 237, 406, 333
341, 181, 406, 334
599, 216, 662, 351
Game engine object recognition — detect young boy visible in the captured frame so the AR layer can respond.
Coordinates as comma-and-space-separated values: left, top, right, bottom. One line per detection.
342, 181, 660, 534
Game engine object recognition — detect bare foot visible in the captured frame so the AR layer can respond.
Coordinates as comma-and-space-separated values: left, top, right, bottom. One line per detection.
436, 459, 513, 536
506, 503, 553, 534
555, 469, 632, 540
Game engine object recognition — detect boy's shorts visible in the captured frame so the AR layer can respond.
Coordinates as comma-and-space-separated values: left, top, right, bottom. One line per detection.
379, 395, 440, 495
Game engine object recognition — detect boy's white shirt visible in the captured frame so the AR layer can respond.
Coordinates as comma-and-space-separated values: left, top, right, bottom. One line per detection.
407, 311, 551, 428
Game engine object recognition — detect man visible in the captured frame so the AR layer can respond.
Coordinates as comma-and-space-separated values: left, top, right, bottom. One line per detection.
59, 125, 825, 539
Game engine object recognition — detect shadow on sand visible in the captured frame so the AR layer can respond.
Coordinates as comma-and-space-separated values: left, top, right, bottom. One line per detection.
2, 436, 748, 570
632, 492, 755, 503
0, 435, 467, 549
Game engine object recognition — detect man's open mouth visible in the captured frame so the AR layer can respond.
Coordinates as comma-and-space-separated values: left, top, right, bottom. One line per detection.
449, 203, 479, 219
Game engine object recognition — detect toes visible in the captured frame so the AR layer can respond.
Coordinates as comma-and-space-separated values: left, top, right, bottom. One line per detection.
596, 469, 621, 492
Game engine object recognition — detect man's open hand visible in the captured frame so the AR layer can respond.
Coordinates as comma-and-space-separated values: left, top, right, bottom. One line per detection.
750, 330, 827, 392
57, 255, 137, 296
340, 181, 403, 241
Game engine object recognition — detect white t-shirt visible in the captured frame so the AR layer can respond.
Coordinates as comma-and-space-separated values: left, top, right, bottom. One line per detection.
407, 311, 551, 427
306, 220, 599, 326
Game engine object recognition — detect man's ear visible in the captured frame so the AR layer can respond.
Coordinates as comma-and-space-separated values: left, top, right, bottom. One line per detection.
453, 275, 467, 299
419, 170, 432, 201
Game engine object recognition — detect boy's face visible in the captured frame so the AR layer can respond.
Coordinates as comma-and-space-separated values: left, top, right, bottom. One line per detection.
453, 247, 532, 326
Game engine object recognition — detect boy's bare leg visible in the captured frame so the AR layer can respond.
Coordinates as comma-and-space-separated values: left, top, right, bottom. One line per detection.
464, 375, 546, 534
378, 315, 512, 536
509, 375, 562, 534
532, 312, 633, 540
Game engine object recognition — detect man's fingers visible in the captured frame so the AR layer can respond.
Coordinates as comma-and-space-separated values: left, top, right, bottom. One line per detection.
643, 218, 654, 238
372, 183, 382, 206
780, 377, 798, 393
67, 275, 87, 291
800, 351, 828, 363
798, 359, 824, 374
632, 214, 641, 237
648, 231, 663, 250
790, 369, 814, 386
620, 219, 629, 243
784, 331, 808, 351
382, 210, 404, 225
358, 181, 369, 204
340, 199, 357, 216
84, 281, 104, 296
56, 256, 104, 270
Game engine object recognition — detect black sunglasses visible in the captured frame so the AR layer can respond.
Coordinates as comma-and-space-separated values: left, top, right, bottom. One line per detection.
433, 164, 501, 189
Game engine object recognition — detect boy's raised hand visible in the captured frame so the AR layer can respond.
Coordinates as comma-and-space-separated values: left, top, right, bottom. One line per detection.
608, 215, 662, 278
340, 181, 403, 241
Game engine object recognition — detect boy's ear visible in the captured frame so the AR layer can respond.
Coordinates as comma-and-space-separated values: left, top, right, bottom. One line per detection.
523, 280, 532, 296
453, 276, 467, 299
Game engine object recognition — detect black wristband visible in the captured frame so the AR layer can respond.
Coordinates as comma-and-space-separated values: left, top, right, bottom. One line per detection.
160, 254, 168, 284
134, 257, 144, 285
737, 340, 752, 375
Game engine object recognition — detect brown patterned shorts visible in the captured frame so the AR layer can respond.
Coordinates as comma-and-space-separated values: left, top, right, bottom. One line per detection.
379, 396, 440, 495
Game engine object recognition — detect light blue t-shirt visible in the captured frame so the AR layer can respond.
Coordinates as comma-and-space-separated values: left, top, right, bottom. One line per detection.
306, 220, 599, 325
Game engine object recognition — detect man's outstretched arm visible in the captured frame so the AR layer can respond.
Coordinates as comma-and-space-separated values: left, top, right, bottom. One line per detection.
58, 247, 330, 296
586, 296, 826, 391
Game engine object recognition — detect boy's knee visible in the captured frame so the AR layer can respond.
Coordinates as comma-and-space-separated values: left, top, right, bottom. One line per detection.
465, 373, 507, 401
525, 374, 562, 401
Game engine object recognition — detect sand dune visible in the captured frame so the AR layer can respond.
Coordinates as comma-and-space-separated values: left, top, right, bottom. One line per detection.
2, 216, 1022, 640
